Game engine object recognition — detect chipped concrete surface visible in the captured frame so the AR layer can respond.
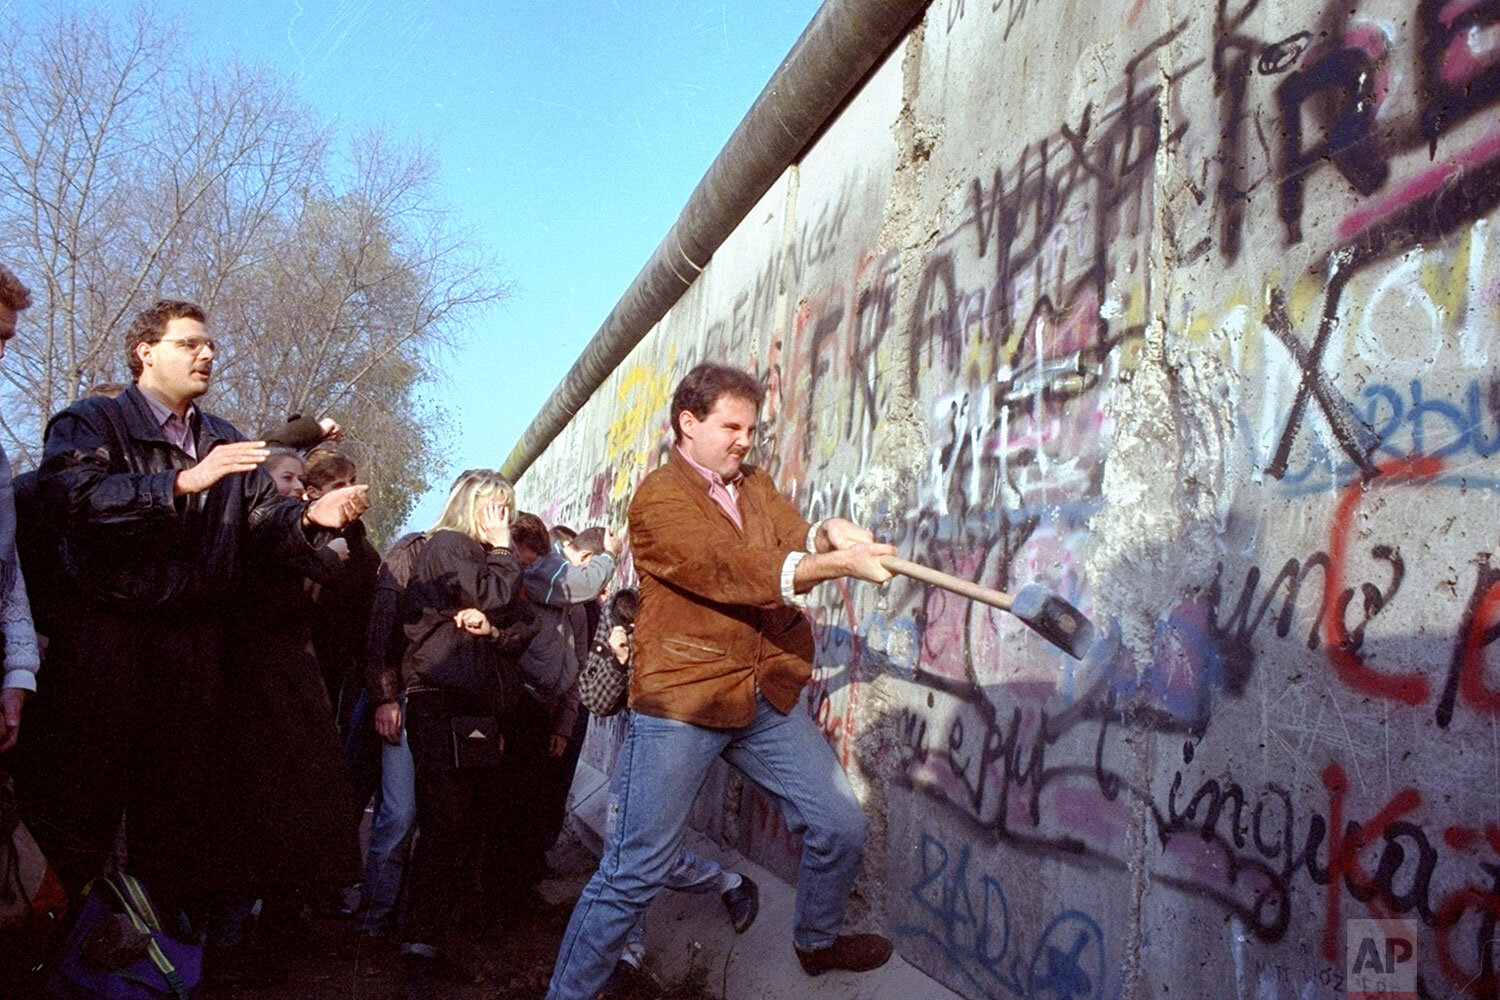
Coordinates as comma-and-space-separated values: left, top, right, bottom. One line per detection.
523, 1, 1500, 996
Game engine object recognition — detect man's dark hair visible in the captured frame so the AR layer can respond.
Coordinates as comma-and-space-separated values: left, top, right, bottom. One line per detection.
610, 587, 639, 627
124, 299, 206, 377
670, 363, 764, 441
571, 526, 607, 555
512, 512, 550, 558
549, 524, 576, 547
0, 265, 32, 312
303, 448, 356, 492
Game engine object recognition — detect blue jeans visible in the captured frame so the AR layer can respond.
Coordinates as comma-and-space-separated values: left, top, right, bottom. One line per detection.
545, 698, 868, 1000
342, 692, 385, 824
355, 700, 416, 935
622, 849, 724, 962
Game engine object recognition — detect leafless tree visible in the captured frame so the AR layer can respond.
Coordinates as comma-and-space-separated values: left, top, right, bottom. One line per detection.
0, 7, 509, 542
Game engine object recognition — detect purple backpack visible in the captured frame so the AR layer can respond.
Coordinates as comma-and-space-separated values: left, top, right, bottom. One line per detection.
47, 873, 200, 1000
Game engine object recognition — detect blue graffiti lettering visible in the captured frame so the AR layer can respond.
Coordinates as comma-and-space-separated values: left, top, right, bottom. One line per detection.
1253, 377, 1500, 495
897, 832, 1106, 1000
1027, 913, 1106, 1000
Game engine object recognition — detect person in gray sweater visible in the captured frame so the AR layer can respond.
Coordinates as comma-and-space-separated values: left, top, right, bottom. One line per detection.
0, 263, 38, 754
483, 513, 617, 916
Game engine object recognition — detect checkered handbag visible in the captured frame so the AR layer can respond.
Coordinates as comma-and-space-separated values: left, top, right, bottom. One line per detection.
578, 604, 630, 717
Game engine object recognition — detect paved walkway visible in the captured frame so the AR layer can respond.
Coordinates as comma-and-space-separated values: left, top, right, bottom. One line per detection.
561, 758, 964, 1000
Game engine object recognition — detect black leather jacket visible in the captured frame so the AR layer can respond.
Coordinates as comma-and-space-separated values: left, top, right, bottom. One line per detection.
400, 529, 527, 707
38, 385, 317, 611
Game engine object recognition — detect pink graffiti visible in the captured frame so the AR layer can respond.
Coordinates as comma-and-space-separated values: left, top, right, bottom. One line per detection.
1049, 784, 1133, 846
1339, 128, 1500, 240
1438, 4, 1500, 85
921, 550, 989, 682
1440, 0, 1490, 28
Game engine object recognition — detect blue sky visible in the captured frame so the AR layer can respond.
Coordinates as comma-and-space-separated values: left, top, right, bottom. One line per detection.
148, 0, 824, 529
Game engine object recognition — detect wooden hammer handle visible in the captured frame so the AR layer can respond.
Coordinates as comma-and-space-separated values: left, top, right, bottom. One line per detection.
881, 555, 1015, 612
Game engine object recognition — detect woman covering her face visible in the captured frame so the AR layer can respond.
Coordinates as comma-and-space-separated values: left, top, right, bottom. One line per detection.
394, 469, 537, 991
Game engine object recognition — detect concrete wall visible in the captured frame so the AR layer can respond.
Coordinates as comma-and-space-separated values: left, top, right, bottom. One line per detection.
516, 0, 1500, 996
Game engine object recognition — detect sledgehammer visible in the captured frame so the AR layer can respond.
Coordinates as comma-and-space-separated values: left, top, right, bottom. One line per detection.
880, 555, 1111, 663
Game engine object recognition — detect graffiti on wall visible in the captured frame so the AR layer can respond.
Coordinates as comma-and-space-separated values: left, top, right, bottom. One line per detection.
898, 831, 1108, 1000
525, 0, 1500, 997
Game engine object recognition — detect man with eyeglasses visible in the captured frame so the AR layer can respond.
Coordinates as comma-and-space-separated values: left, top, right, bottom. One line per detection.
15, 298, 373, 926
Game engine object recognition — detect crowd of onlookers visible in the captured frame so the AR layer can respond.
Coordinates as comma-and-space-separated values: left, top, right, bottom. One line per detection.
0, 272, 757, 999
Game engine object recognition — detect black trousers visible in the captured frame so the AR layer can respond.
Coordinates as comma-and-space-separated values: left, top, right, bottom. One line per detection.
481, 696, 554, 905
402, 689, 504, 948
536, 707, 589, 853
15, 603, 224, 915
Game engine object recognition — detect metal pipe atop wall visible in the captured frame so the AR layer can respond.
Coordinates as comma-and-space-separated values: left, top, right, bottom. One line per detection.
500, 0, 933, 482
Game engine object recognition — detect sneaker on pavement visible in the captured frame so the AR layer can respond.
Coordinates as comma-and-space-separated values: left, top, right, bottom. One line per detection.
720, 875, 759, 934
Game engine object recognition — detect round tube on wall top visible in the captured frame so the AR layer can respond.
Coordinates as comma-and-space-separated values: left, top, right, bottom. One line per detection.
500, 0, 933, 482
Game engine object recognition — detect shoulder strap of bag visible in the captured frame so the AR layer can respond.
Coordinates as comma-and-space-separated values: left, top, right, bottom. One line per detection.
115, 874, 161, 932
100, 875, 192, 1000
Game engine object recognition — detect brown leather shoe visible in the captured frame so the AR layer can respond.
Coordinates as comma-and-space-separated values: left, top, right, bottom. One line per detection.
795, 933, 894, 976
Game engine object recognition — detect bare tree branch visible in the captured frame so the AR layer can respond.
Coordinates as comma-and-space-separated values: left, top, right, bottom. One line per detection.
0, 10, 507, 542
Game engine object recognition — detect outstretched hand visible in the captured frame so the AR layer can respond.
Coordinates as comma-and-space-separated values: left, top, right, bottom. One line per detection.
176, 441, 269, 495
306, 484, 371, 529
603, 528, 624, 558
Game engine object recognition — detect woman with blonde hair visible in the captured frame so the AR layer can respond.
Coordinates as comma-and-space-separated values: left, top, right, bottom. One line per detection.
397, 469, 537, 997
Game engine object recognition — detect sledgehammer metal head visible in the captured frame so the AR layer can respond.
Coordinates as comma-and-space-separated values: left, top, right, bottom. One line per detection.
880, 555, 1110, 661
1010, 583, 1097, 661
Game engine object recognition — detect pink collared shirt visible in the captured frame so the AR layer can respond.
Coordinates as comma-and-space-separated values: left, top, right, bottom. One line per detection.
675, 445, 826, 607
138, 386, 199, 460
676, 445, 743, 529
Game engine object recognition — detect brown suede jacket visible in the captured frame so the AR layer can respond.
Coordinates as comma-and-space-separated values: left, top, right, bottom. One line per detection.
626, 448, 815, 728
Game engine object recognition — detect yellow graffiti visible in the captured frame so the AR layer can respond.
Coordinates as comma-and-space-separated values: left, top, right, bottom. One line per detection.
1288, 271, 1320, 330
1118, 335, 1146, 372
606, 347, 678, 502
962, 331, 988, 379
1424, 226, 1471, 318
1124, 287, 1146, 331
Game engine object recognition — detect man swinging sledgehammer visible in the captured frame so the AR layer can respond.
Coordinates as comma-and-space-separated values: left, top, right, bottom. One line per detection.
545, 362, 897, 1000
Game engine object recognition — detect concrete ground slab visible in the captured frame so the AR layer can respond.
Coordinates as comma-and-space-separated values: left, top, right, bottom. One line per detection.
562, 759, 963, 1000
